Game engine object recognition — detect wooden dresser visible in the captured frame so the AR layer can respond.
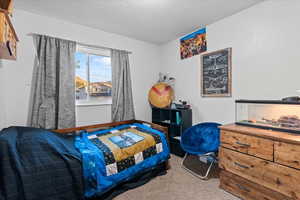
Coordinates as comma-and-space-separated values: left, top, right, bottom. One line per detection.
219, 124, 300, 200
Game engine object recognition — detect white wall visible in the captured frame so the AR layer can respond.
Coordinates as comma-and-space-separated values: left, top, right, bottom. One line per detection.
0, 9, 161, 129
0, 60, 7, 129
160, 0, 300, 124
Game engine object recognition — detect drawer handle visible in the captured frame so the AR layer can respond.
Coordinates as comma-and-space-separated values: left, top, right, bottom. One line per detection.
236, 141, 250, 147
236, 184, 251, 193
234, 162, 249, 169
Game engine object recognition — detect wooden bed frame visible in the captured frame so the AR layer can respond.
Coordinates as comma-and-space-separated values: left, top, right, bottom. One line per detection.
53, 120, 170, 169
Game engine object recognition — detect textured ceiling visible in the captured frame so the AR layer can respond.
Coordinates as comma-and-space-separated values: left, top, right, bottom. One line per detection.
15, 0, 264, 44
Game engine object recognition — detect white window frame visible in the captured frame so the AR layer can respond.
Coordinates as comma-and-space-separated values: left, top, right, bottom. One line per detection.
75, 45, 112, 107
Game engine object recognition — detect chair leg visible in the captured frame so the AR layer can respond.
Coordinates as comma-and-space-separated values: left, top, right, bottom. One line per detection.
181, 153, 216, 180
181, 153, 189, 168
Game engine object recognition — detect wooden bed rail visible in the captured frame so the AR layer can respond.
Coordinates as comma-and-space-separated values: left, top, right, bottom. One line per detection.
53, 120, 168, 136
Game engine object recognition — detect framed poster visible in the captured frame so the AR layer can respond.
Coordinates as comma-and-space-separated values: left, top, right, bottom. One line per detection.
180, 28, 207, 59
201, 48, 232, 97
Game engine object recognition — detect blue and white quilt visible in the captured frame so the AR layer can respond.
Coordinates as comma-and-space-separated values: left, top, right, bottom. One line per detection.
75, 123, 170, 198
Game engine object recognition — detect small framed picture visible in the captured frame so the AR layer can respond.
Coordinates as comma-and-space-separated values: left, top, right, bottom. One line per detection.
201, 48, 232, 97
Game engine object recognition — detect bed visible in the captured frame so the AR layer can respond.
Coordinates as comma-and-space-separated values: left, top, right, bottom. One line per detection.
0, 120, 170, 200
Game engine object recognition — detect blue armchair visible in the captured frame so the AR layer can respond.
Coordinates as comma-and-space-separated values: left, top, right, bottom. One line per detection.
180, 122, 221, 179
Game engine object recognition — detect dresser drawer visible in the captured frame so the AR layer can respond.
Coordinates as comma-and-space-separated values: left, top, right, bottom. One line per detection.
220, 130, 274, 161
275, 142, 300, 169
220, 170, 291, 200
219, 147, 300, 199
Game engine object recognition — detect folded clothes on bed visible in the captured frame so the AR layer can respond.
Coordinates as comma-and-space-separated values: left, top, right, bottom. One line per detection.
75, 123, 170, 198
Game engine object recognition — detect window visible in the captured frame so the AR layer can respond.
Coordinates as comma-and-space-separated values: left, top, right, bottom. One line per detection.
75, 46, 112, 106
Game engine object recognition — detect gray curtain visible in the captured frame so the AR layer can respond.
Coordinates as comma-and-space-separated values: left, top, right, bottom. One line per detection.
111, 49, 135, 122
28, 35, 76, 129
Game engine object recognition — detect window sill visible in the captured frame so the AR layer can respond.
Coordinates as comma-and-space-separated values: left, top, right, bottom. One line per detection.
76, 103, 112, 107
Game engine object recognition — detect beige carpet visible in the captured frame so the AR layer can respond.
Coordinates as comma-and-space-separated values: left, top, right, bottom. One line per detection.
114, 155, 240, 200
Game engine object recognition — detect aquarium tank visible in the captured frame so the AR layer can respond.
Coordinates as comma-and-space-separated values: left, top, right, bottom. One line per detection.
235, 100, 300, 134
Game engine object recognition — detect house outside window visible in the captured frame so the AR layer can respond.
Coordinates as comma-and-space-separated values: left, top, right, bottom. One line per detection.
75, 46, 112, 106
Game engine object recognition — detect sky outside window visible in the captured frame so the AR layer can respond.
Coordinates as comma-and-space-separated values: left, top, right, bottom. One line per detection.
75, 52, 111, 83
75, 51, 112, 104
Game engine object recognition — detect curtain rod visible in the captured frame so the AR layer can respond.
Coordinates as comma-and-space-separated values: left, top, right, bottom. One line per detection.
27, 33, 132, 54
